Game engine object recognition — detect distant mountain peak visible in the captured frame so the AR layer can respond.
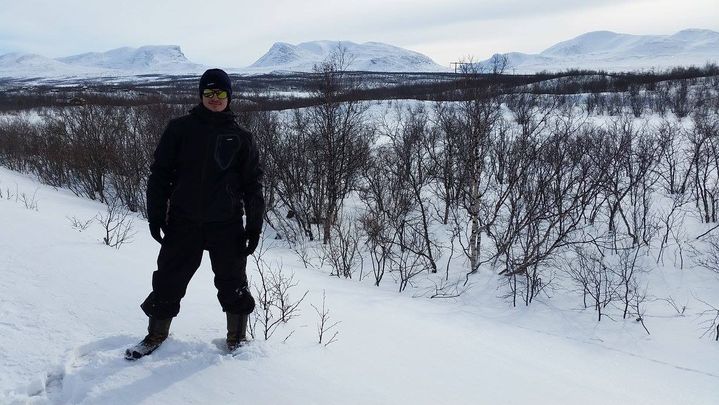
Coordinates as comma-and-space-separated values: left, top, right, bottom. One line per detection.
0, 45, 206, 78
0, 52, 87, 76
481, 28, 719, 73
674, 28, 718, 35
249, 40, 448, 72
57, 45, 197, 70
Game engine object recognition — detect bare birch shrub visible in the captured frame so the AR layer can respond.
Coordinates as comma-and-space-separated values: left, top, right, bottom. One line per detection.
51, 106, 126, 202
358, 137, 436, 291
612, 245, 648, 320
67, 216, 93, 232
688, 111, 719, 224
309, 45, 373, 243
358, 146, 412, 287
382, 104, 441, 274
692, 231, 719, 275
96, 195, 135, 249
429, 102, 465, 225
325, 215, 362, 278
312, 290, 340, 346
696, 297, 719, 341
250, 250, 308, 340
264, 110, 324, 242
241, 109, 281, 236
108, 105, 175, 215
627, 84, 646, 118
568, 246, 619, 321
492, 109, 607, 305
454, 86, 502, 277
18, 189, 39, 211
0, 116, 33, 172
655, 119, 686, 195
33, 118, 71, 188
669, 80, 690, 118
361, 212, 391, 286
656, 194, 690, 265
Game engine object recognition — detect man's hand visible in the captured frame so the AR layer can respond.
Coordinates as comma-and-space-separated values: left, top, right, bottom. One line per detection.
149, 222, 165, 244
239, 232, 260, 256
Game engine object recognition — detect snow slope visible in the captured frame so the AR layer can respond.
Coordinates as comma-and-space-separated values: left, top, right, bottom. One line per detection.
0, 165, 718, 404
479, 29, 719, 73
248, 40, 449, 73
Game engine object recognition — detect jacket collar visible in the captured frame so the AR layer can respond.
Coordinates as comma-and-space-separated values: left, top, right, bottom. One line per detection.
190, 104, 236, 125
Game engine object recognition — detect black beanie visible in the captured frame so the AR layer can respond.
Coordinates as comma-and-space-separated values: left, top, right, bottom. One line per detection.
199, 68, 232, 101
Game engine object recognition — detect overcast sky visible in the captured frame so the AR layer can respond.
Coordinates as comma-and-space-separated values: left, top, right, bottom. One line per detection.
1, 0, 717, 68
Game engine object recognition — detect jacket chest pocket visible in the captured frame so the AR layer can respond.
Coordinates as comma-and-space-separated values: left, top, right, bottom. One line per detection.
215, 134, 241, 170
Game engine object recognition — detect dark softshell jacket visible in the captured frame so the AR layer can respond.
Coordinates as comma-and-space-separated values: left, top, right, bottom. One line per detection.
146, 105, 265, 235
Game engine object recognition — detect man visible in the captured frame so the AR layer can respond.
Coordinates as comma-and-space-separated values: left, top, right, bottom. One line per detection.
126, 68, 264, 360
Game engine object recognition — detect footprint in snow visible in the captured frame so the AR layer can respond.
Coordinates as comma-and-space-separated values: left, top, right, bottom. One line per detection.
8, 334, 267, 404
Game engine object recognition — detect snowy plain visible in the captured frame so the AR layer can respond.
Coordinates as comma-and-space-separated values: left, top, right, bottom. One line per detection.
1, 149, 718, 405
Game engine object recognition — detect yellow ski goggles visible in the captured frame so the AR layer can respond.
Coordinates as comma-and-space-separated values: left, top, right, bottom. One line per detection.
202, 89, 229, 99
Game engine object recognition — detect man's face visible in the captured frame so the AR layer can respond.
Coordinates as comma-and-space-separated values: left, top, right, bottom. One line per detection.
202, 88, 229, 112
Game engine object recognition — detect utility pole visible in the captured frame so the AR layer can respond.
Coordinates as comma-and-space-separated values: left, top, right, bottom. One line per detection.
450, 62, 471, 74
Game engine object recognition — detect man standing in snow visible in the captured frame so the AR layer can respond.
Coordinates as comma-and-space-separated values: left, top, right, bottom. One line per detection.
126, 68, 264, 360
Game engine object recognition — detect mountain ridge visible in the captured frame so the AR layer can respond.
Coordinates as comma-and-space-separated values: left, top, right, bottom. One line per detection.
57, 45, 204, 72
248, 40, 448, 72
479, 28, 719, 73
0, 45, 207, 77
1, 29, 718, 78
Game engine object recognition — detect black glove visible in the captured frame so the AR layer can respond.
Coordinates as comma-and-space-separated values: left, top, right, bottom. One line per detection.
239, 232, 260, 256
149, 222, 165, 244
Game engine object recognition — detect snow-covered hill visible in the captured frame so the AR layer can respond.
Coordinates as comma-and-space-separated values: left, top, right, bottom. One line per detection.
248, 40, 449, 72
57, 45, 205, 73
479, 29, 719, 73
0, 52, 103, 77
0, 46, 206, 78
1, 155, 718, 404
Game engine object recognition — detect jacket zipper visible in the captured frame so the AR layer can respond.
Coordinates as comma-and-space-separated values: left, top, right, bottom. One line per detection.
199, 127, 215, 223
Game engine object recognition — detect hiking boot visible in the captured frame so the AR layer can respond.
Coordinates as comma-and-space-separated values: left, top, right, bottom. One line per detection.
125, 317, 172, 360
226, 312, 248, 352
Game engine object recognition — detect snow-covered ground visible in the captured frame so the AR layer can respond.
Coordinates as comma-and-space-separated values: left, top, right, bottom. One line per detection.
1, 165, 718, 404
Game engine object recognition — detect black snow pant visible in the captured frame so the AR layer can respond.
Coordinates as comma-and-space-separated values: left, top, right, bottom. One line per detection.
141, 216, 255, 319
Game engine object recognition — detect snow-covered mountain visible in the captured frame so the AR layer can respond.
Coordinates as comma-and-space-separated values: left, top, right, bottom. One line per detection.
0, 45, 206, 78
57, 45, 205, 73
0, 52, 104, 77
478, 29, 719, 73
2, 29, 717, 78
248, 40, 449, 72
